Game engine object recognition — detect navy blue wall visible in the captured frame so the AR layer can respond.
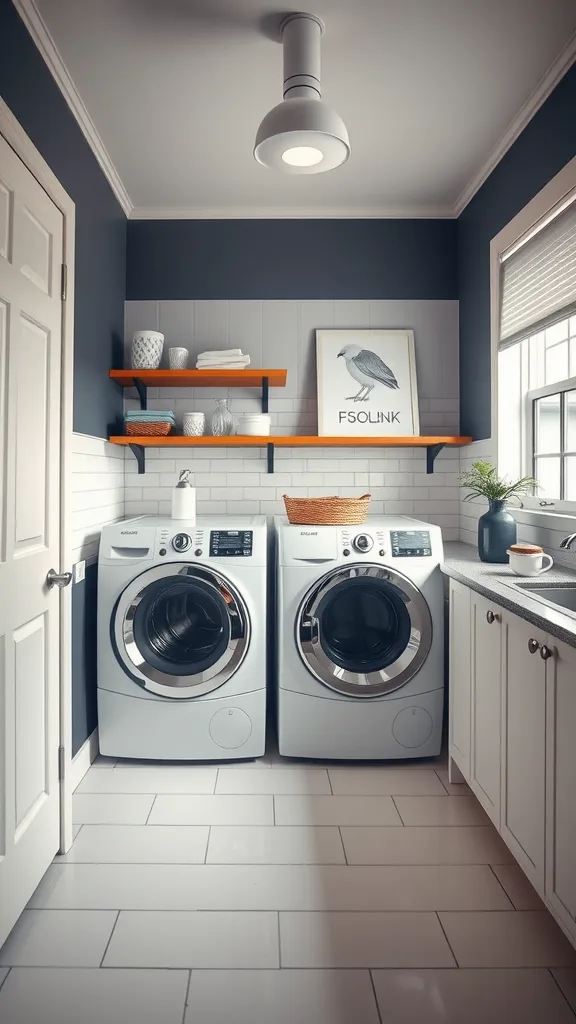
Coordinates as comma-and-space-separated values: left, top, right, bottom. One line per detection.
0, 0, 126, 438
458, 62, 576, 439
127, 219, 458, 300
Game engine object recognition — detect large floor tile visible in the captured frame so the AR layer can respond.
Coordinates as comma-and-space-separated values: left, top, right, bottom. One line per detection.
372, 968, 576, 1023
216, 767, 331, 794
0, 968, 188, 1024
341, 826, 514, 865
72, 793, 154, 824
552, 968, 576, 1013
28, 863, 513, 911
329, 768, 447, 796
280, 911, 456, 967
436, 769, 472, 795
149, 794, 274, 825
207, 825, 345, 864
490, 863, 544, 910
59, 824, 209, 863
393, 795, 490, 826
76, 766, 217, 794
104, 910, 279, 968
186, 969, 380, 1024
0, 909, 116, 967
274, 795, 403, 826
439, 911, 576, 967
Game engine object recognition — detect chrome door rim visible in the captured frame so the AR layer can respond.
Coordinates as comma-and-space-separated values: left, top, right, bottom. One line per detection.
114, 563, 250, 699
296, 563, 432, 697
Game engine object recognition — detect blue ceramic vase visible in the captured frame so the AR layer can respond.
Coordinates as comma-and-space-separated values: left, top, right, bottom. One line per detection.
478, 499, 517, 563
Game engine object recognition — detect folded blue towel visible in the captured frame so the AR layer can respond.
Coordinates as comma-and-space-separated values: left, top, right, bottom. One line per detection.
125, 411, 175, 421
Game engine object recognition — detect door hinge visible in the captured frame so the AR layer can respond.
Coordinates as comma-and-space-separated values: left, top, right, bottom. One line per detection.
61, 263, 67, 302
58, 745, 65, 782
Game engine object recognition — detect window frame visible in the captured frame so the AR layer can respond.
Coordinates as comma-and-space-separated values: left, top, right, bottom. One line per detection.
523, 374, 576, 513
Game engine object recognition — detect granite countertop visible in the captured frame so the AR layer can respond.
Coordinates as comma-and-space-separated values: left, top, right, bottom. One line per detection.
442, 541, 576, 648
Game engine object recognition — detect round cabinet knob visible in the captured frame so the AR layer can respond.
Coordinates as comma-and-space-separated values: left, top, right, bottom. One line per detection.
172, 533, 192, 553
528, 638, 540, 655
486, 610, 500, 624
353, 534, 373, 553
540, 644, 554, 661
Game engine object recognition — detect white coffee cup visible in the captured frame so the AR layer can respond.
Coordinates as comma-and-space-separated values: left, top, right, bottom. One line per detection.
507, 544, 554, 576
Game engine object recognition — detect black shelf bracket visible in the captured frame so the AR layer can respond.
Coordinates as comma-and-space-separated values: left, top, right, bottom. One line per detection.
267, 442, 274, 474
261, 376, 269, 414
133, 377, 147, 410
426, 442, 445, 474
129, 443, 146, 474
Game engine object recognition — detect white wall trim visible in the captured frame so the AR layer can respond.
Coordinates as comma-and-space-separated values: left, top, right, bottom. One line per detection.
69, 729, 99, 794
128, 205, 456, 220
12, 0, 133, 218
454, 35, 576, 217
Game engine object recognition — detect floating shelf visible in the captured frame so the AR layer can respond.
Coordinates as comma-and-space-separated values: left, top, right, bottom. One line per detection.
110, 368, 287, 414
109, 434, 472, 475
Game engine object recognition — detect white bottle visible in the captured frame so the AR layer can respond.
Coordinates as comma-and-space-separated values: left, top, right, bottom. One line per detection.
171, 469, 196, 523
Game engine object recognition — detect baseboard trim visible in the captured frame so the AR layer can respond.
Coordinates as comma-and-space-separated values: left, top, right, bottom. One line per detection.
69, 728, 99, 793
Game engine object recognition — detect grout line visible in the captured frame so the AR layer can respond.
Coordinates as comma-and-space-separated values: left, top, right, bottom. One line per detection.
99, 910, 121, 967
369, 969, 384, 1024
435, 769, 452, 795
204, 827, 211, 864
181, 970, 192, 1024
272, 796, 276, 826
487, 864, 516, 909
338, 826, 348, 865
0, 968, 10, 993
435, 911, 460, 967
327, 771, 333, 795
390, 796, 405, 826
144, 796, 157, 825
548, 968, 576, 1020
277, 911, 282, 968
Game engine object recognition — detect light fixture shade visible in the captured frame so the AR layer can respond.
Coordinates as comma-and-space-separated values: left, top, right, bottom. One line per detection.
254, 97, 349, 174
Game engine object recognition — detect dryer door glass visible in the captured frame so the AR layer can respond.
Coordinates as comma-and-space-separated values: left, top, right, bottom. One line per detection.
297, 564, 432, 697
115, 565, 250, 699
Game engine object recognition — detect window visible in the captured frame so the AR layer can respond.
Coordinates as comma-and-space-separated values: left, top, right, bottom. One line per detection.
497, 187, 576, 512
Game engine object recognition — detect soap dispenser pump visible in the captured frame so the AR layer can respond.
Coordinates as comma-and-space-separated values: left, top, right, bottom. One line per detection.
171, 469, 196, 523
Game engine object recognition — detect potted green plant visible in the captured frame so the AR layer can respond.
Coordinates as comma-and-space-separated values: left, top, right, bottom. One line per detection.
460, 460, 538, 563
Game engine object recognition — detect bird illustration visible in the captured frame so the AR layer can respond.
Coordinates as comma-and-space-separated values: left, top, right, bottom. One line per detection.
337, 344, 399, 401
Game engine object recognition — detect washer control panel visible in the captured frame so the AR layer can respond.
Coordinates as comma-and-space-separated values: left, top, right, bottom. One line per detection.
172, 532, 192, 552
340, 528, 386, 557
391, 530, 432, 557
210, 530, 253, 557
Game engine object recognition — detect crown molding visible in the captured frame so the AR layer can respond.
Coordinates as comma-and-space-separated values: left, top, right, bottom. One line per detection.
129, 205, 456, 220
12, 0, 133, 217
453, 32, 576, 217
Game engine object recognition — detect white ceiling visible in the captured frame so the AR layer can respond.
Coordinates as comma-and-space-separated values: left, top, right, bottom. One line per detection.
31, 0, 576, 217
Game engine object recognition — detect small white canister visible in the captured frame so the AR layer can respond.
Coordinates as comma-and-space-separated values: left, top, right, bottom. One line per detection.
171, 469, 196, 523
183, 412, 205, 436
236, 413, 272, 436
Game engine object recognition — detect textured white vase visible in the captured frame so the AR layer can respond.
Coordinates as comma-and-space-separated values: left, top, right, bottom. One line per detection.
183, 412, 205, 436
169, 347, 188, 369
131, 331, 164, 369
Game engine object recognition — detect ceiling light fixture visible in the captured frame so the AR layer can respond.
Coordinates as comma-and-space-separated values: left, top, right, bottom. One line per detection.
254, 12, 350, 174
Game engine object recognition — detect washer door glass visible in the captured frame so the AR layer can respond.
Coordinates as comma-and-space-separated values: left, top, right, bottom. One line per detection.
114, 565, 250, 699
297, 564, 432, 697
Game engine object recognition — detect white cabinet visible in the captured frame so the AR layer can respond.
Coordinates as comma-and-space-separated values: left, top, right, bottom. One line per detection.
448, 580, 471, 777
546, 638, 576, 942
470, 591, 503, 827
501, 613, 547, 892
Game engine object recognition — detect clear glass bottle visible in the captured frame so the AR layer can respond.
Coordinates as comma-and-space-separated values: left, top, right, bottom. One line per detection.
211, 398, 234, 436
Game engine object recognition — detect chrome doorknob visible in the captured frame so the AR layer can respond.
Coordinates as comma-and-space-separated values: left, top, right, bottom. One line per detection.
528, 638, 540, 655
46, 569, 72, 588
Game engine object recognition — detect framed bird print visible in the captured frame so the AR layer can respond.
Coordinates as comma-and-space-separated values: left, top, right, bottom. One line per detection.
315, 329, 420, 437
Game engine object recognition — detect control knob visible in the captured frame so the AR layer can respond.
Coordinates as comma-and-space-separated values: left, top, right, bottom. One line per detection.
172, 532, 192, 552
353, 533, 374, 553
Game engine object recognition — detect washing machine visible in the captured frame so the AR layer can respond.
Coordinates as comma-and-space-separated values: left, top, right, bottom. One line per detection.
97, 515, 267, 760
275, 515, 444, 759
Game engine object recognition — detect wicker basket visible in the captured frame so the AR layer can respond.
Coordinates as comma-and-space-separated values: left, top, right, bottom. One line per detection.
283, 493, 371, 525
125, 421, 173, 436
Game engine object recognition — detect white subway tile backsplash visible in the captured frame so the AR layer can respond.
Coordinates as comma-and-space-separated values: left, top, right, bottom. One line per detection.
71, 434, 125, 562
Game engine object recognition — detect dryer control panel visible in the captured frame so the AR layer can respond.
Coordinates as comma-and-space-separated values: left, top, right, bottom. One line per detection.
210, 530, 253, 557
390, 530, 432, 557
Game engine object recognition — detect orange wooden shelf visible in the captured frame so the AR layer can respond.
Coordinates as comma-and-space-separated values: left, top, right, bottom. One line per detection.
110, 368, 287, 389
110, 434, 471, 448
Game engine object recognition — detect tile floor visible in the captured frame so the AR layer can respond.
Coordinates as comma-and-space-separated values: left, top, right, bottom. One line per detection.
0, 746, 575, 1023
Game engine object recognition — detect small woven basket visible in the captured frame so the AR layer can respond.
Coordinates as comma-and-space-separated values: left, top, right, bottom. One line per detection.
125, 421, 172, 436
283, 493, 371, 526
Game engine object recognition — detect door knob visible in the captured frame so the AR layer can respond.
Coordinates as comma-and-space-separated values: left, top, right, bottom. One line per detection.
528, 638, 540, 655
486, 610, 499, 624
540, 644, 554, 661
46, 569, 73, 588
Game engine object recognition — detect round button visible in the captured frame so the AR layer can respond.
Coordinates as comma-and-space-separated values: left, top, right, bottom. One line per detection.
342, 548, 351, 556
172, 533, 191, 552
353, 533, 374, 552
195, 549, 202, 557
159, 547, 167, 556
379, 549, 386, 557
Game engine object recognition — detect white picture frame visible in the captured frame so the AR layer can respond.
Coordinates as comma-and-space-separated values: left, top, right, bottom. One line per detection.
316, 329, 420, 437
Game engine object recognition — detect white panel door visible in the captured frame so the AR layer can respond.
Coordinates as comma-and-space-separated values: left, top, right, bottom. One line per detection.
448, 579, 471, 777
546, 638, 576, 943
470, 592, 502, 827
501, 613, 547, 892
0, 132, 64, 947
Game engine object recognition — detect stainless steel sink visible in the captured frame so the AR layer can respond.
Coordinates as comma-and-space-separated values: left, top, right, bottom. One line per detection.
507, 580, 576, 615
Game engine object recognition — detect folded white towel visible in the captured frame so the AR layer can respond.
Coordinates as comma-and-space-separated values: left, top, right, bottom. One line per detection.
196, 357, 251, 369
196, 348, 243, 360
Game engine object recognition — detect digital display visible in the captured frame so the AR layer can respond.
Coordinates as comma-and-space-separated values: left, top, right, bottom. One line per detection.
210, 530, 253, 557
390, 530, 431, 557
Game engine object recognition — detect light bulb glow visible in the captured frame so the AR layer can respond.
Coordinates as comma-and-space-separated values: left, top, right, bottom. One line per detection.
281, 146, 324, 167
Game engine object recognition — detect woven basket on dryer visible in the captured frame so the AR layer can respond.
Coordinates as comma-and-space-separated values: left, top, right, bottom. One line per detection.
125, 421, 172, 436
283, 494, 371, 526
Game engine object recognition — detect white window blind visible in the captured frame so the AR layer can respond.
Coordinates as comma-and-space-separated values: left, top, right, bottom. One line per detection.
500, 195, 576, 347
